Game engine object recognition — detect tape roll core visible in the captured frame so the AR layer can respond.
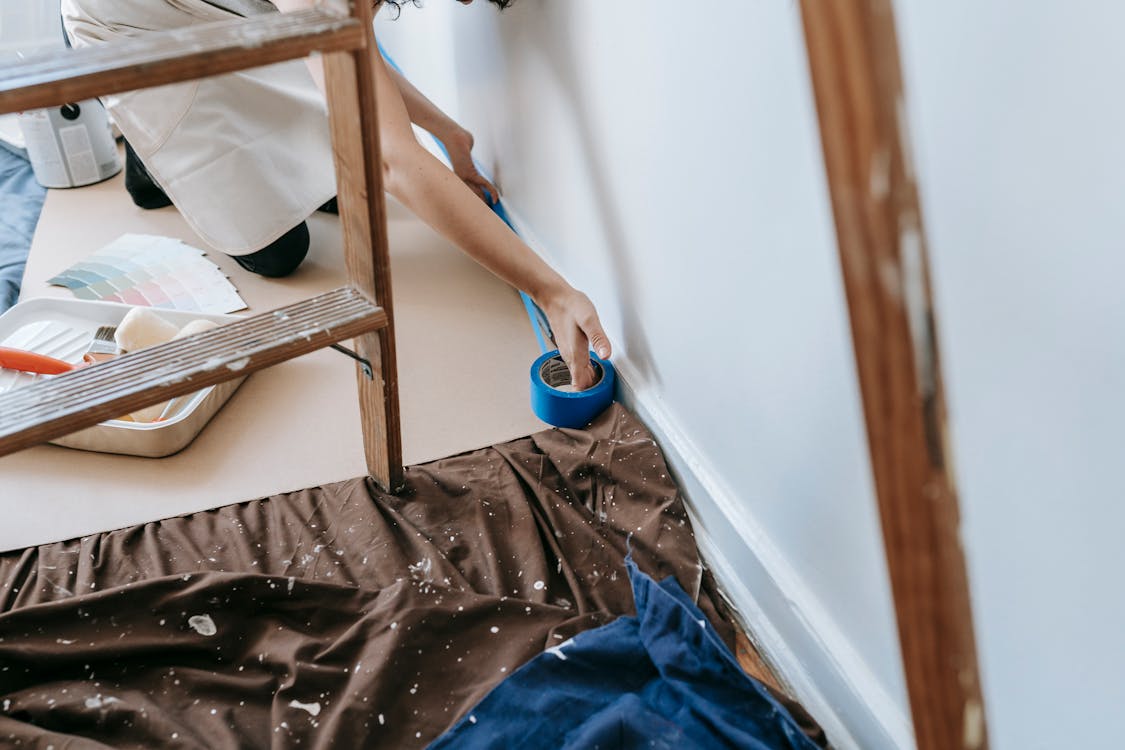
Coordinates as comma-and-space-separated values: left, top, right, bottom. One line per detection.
539, 356, 605, 392
530, 350, 615, 429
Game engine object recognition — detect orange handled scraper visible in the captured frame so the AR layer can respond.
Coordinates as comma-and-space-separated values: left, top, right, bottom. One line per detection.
0, 346, 77, 375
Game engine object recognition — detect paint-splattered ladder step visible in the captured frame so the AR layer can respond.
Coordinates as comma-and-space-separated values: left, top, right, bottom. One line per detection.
0, 286, 387, 457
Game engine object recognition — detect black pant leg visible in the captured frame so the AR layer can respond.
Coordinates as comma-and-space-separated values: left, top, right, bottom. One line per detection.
229, 221, 310, 278
125, 138, 311, 276
123, 140, 173, 210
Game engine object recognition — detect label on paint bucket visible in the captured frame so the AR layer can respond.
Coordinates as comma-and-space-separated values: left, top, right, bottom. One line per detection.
18, 110, 68, 187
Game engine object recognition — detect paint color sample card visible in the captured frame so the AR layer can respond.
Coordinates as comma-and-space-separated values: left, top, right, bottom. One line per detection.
48, 234, 247, 314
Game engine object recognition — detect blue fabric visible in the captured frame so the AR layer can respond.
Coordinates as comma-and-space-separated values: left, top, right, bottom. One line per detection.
0, 141, 46, 313
429, 556, 820, 750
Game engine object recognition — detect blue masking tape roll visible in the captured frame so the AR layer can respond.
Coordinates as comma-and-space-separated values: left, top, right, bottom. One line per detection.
530, 350, 616, 429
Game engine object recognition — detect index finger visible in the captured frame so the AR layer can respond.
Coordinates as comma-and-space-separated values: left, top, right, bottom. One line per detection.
476, 175, 501, 205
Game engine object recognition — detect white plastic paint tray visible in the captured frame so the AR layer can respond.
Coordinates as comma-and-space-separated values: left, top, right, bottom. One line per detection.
0, 298, 248, 457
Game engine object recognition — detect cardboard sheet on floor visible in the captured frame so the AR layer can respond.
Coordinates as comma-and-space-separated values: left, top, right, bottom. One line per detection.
0, 161, 545, 552
0, 406, 824, 748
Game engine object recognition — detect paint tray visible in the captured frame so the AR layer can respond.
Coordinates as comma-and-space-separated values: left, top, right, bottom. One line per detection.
0, 298, 247, 457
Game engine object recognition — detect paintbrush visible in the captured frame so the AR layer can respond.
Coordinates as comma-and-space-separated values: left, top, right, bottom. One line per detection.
0, 325, 119, 375
85, 324, 191, 421
82, 325, 118, 364
80, 324, 181, 422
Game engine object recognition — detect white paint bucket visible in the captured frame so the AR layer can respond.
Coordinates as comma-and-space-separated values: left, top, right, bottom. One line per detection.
17, 100, 122, 188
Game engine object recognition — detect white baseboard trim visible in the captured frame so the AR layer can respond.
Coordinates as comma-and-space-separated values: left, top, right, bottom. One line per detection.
614, 361, 915, 750
501, 200, 913, 750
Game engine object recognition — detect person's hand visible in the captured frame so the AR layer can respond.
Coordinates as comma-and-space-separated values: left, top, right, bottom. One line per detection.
443, 127, 501, 205
539, 286, 612, 391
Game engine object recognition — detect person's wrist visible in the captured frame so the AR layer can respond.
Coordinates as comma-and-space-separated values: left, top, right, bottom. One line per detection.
530, 274, 573, 312
439, 124, 472, 154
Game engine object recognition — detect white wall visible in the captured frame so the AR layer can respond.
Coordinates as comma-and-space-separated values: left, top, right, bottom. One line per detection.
897, 3, 1125, 748
384, 2, 1125, 747
375, 3, 461, 123
439, 1, 911, 747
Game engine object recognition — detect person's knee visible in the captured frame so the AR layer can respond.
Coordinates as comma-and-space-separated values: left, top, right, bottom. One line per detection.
123, 141, 172, 210
230, 222, 309, 278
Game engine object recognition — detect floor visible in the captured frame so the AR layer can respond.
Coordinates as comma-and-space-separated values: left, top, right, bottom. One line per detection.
0, 162, 545, 551
0, 157, 794, 711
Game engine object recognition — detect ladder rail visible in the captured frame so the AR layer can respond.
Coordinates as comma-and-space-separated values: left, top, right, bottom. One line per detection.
0, 9, 364, 116
799, 2, 989, 748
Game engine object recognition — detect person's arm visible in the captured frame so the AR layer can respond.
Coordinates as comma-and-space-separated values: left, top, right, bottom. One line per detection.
368, 49, 611, 389
274, 1, 611, 388
383, 64, 500, 205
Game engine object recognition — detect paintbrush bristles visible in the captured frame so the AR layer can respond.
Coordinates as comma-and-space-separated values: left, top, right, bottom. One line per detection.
84, 325, 119, 362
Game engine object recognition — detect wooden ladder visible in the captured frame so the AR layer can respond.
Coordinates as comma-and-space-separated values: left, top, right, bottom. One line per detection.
800, 2, 989, 748
0, 2, 404, 491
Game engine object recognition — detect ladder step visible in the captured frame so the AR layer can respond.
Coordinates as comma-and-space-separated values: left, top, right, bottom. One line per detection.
0, 9, 364, 115
0, 287, 387, 458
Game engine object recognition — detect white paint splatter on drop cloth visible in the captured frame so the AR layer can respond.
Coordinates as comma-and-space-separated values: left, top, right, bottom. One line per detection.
85, 695, 122, 709
188, 614, 217, 636
408, 558, 433, 581
289, 699, 322, 717
546, 637, 574, 661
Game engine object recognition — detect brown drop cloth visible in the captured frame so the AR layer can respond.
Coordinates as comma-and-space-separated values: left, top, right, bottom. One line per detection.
0, 405, 823, 748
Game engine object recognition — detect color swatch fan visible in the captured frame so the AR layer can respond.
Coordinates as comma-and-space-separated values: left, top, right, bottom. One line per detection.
48, 234, 247, 314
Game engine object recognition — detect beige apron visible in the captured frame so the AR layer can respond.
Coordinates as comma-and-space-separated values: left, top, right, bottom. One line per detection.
61, 0, 338, 255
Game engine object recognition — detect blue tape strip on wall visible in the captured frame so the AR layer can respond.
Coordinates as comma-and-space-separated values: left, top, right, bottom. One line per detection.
378, 42, 615, 429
